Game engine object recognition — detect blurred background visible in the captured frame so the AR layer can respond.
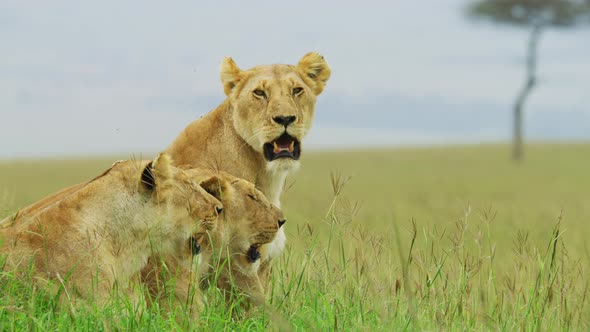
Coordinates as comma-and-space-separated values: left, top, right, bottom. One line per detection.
1, 0, 589, 159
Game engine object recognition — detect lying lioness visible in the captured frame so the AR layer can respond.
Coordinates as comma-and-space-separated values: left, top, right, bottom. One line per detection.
141, 169, 285, 310
0, 153, 223, 310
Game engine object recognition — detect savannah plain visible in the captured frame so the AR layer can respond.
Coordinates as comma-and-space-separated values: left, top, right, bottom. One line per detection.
1, 143, 589, 330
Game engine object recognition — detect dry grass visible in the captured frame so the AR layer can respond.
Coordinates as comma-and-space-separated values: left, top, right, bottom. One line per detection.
1, 143, 589, 330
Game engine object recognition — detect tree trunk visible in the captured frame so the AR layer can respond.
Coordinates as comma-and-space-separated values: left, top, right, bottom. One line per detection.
512, 24, 542, 162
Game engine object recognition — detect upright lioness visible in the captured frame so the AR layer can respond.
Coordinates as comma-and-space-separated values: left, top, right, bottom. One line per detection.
0, 154, 223, 309
166, 52, 330, 269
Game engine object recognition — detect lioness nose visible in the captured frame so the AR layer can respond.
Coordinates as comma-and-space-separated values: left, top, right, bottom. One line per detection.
216, 206, 223, 214
273, 115, 296, 127
278, 219, 286, 228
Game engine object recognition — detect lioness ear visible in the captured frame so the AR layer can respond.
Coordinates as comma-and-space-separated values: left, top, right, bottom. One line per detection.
141, 162, 156, 191
141, 153, 174, 191
199, 176, 227, 201
220, 57, 243, 96
296, 52, 331, 95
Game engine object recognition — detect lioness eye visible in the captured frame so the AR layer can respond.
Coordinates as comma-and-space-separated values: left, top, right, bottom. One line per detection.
253, 89, 266, 98
247, 194, 258, 201
293, 87, 304, 96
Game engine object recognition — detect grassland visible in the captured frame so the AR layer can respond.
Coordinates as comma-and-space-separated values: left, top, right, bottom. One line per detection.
1, 144, 589, 330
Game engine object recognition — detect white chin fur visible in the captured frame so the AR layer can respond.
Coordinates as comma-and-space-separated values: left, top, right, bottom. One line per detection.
249, 259, 262, 276
266, 158, 300, 174
262, 227, 286, 261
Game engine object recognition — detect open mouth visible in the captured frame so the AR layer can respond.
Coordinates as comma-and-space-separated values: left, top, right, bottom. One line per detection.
189, 236, 201, 255
246, 245, 261, 263
263, 133, 301, 161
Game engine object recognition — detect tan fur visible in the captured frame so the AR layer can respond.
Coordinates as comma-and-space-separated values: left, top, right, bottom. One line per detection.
165, 52, 330, 271
0, 154, 223, 312
140, 169, 283, 308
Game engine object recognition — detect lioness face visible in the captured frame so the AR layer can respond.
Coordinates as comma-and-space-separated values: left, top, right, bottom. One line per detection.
141, 155, 223, 245
225, 178, 284, 265
188, 170, 285, 265
180, 178, 223, 237
220, 52, 331, 172
172, 177, 222, 256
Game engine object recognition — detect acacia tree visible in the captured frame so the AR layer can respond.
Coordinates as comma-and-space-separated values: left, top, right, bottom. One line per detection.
467, 0, 590, 161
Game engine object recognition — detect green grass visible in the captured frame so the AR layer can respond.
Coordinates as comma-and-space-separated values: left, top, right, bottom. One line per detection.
1, 144, 590, 330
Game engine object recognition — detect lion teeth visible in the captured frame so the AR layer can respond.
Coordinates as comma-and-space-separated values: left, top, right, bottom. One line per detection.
273, 142, 280, 154
288, 141, 295, 152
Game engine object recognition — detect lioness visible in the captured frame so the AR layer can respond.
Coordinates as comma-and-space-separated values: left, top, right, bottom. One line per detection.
141, 169, 285, 309
166, 52, 331, 274
0, 153, 223, 310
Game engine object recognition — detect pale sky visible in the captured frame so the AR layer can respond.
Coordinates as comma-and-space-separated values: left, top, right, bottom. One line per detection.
1, 0, 589, 158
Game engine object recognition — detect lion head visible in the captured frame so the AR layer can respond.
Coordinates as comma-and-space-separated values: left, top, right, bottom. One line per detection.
219, 52, 331, 173
187, 169, 284, 273
141, 154, 225, 253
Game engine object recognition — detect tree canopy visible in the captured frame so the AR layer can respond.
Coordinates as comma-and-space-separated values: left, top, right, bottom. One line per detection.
468, 0, 590, 27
